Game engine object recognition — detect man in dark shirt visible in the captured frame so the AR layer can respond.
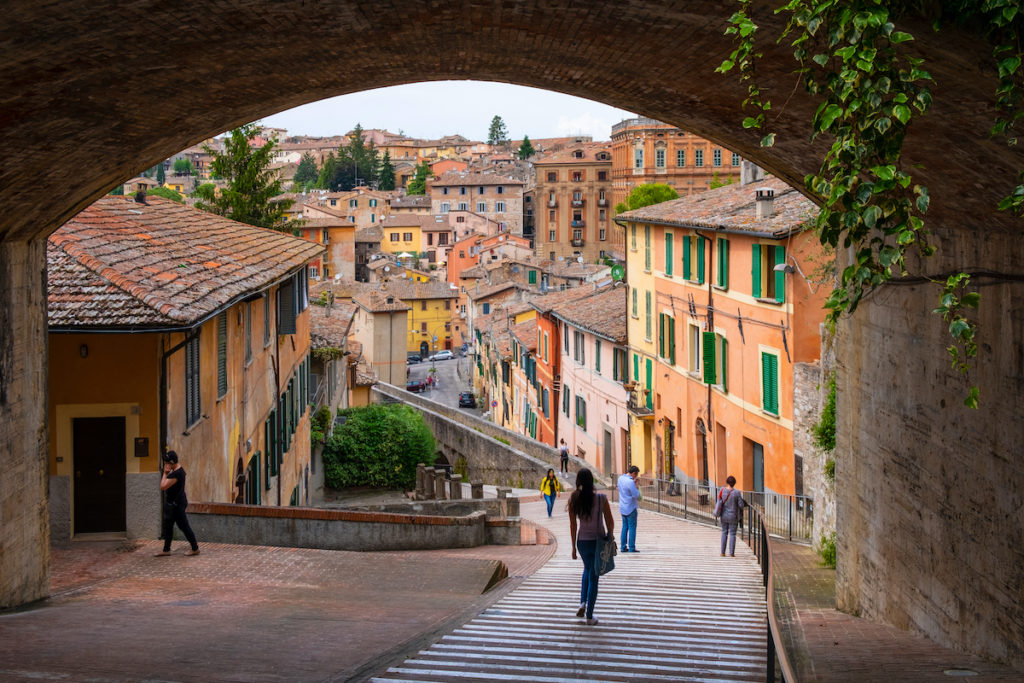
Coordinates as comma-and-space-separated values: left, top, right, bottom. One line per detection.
155, 450, 200, 557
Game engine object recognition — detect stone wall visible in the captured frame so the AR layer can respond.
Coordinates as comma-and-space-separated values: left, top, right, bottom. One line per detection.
0, 240, 49, 609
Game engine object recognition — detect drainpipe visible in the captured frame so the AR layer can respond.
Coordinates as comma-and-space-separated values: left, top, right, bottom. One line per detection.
696, 229, 715, 487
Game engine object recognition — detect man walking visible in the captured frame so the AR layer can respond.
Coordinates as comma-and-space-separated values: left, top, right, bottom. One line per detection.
559, 439, 570, 474
618, 465, 640, 553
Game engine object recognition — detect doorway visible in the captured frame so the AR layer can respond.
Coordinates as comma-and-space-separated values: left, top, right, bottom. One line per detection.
752, 440, 765, 506
419, 341, 429, 357
696, 418, 709, 486
603, 428, 613, 474
73, 416, 126, 534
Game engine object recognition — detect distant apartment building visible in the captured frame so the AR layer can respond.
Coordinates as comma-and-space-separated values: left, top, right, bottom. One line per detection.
533, 143, 614, 264
429, 171, 524, 236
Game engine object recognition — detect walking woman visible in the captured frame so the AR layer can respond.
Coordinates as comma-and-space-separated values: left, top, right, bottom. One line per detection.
540, 468, 562, 517
568, 468, 614, 625
715, 475, 746, 557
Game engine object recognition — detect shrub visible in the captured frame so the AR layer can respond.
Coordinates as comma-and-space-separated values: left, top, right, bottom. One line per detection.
824, 457, 835, 483
813, 372, 837, 452
322, 404, 436, 489
818, 532, 837, 569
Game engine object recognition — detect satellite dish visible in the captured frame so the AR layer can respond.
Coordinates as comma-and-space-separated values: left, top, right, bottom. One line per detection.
611, 265, 625, 281
577, 256, 584, 263
383, 266, 390, 272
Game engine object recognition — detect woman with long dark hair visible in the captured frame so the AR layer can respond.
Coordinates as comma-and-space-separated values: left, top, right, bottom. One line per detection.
568, 468, 614, 625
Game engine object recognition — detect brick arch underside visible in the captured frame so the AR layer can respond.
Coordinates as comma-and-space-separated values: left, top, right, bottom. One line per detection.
2, 0, 1023, 669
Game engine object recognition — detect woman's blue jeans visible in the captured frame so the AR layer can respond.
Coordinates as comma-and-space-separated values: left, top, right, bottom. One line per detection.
576, 539, 600, 619
721, 521, 738, 555
544, 493, 555, 516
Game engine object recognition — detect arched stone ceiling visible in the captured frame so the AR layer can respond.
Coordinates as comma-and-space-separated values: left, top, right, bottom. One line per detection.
0, 1, 1019, 243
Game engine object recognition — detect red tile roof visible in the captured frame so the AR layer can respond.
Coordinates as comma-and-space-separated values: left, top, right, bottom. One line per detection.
48, 196, 323, 329
549, 285, 626, 344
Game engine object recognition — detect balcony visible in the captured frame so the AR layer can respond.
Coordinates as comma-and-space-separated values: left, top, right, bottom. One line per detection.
547, 199, 558, 207
570, 220, 585, 228
597, 198, 608, 207
570, 238, 585, 247
571, 198, 585, 207
624, 383, 654, 416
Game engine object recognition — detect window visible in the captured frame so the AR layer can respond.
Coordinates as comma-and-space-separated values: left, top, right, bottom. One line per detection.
599, 208, 606, 221
264, 409, 278, 479
563, 385, 571, 416
322, 229, 329, 243
547, 172, 557, 182
689, 324, 702, 374
420, 301, 427, 311
349, 198, 358, 208
456, 216, 465, 223
542, 388, 550, 418
263, 294, 271, 346
482, 302, 490, 314
655, 148, 666, 168
420, 321, 427, 332
644, 225, 651, 271
278, 277, 296, 335
613, 348, 627, 382
497, 186, 504, 194
549, 229, 556, 241
575, 395, 587, 430
631, 225, 637, 250
598, 170, 607, 180
185, 332, 201, 426
599, 228, 606, 241
645, 290, 652, 340
761, 351, 779, 414
441, 202, 450, 213
496, 201, 506, 212
460, 187, 466, 195
573, 330, 585, 364
458, 202, 468, 211
217, 311, 228, 398
528, 270, 537, 284
595, 339, 602, 373
732, 152, 741, 166
703, 333, 728, 391
370, 213, 375, 223
677, 149, 686, 166
564, 322, 570, 354
543, 331, 549, 362
403, 232, 413, 242
442, 187, 449, 195
658, 313, 676, 364
665, 231, 674, 276
682, 235, 707, 283
716, 237, 729, 288
572, 171, 583, 182
390, 232, 399, 242
752, 244, 786, 302
444, 299, 451, 310
634, 146, 643, 169
244, 302, 252, 364
477, 202, 486, 212
479, 186, 486, 194
713, 149, 722, 167
427, 233, 434, 246
632, 288, 638, 318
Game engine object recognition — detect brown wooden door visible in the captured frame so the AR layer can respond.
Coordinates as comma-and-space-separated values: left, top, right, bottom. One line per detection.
73, 416, 126, 534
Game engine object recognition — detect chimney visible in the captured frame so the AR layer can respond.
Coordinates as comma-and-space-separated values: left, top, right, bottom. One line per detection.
134, 188, 148, 204
741, 161, 765, 185
755, 189, 775, 220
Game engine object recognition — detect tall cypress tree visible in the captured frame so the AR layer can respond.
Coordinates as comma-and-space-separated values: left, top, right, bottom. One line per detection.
378, 150, 396, 191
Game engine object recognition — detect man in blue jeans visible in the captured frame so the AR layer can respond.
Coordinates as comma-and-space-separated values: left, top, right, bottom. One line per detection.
618, 465, 640, 552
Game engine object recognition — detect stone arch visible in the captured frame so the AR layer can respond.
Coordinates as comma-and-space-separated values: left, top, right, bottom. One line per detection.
1, 0, 1022, 666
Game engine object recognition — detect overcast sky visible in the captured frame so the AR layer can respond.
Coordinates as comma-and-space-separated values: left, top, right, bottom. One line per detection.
261, 81, 637, 141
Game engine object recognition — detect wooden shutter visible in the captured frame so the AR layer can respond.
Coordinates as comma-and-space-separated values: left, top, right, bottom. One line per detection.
669, 317, 676, 365
278, 279, 296, 335
718, 238, 729, 288
697, 237, 706, 283
774, 246, 787, 303
633, 353, 640, 384
217, 312, 228, 398
762, 352, 779, 414
683, 235, 692, 279
658, 313, 665, 357
703, 331, 717, 384
721, 337, 728, 392
665, 232, 674, 275
645, 359, 653, 409
752, 244, 762, 298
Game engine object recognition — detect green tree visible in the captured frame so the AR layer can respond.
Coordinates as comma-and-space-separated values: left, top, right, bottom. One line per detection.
517, 135, 535, 160
487, 115, 510, 148
407, 161, 432, 195
378, 150, 396, 191
331, 123, 380, 191
109, 184, 124, 196
615, 183, 679, 214
191, 123, 293, 231
173, 158, 194, 175
148, 186, 184, 203
709, 172, 734, 189
316, 152, 337, 189
322, 404, 436, 489
293, 152, 319, 188
156, 163, 166, 185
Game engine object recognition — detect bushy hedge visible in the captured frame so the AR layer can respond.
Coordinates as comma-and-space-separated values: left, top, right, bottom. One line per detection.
323, 404, 436, 489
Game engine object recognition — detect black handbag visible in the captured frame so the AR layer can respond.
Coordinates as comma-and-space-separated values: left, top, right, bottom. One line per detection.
597, 534, 617, 575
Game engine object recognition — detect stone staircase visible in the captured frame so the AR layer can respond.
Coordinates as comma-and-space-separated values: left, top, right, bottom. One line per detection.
372, 499, 767, 682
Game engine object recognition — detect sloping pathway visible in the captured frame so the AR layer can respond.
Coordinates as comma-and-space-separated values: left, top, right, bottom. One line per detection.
372, 497, 767, 682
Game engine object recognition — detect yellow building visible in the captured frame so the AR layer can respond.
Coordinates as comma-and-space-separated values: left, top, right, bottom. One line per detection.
47, 195, 323, 541
623, 219, 660, 475
379, 278, 459, 356
380, 216, 423, 257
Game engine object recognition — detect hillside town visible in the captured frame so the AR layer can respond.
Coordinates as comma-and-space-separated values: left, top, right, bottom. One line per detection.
54, 115, 829, 536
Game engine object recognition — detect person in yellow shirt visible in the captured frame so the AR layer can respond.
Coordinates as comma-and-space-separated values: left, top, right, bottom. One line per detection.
540, 468, 563, 517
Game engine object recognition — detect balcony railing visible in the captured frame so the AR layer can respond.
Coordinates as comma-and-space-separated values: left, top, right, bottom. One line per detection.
626, 392, 653, 415
570, 238, 585, 247
597, 198, 608, 207
571, 198, 585, 207
547, 199, 558, 207
570, 219, 585, 228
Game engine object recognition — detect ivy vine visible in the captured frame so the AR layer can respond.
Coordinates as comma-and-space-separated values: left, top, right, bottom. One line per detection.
719, 0, 1023, 408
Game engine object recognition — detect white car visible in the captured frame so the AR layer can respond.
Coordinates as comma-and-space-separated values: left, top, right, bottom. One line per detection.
430, 350, 454, 361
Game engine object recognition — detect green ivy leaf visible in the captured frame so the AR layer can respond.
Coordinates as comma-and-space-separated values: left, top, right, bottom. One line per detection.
761, 133, 776, 147
893, 104, 912, 124
961, 292, 981, 308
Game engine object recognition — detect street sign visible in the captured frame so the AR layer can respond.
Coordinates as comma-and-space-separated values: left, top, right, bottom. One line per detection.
492, 400, 498, 407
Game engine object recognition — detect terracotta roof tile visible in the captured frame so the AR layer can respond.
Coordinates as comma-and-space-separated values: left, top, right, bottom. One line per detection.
549, 286, 626, 343
309, 302, 357, 348
352, 289, 411, 313
48, 196, 323, 329
432, 171, 524, 187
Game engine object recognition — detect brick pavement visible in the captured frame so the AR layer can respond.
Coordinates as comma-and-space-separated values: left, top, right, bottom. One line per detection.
771, 541, 1023, 682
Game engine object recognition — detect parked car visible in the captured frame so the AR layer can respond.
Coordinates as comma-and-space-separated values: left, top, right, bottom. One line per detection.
430, 350, 454, 362
406, 379, 426, 393
407, 354, 421, 364
458, 391, 477, 408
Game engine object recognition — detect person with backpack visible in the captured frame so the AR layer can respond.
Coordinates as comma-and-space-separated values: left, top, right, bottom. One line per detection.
558, 439, 570, 474
714, 475, 746, 557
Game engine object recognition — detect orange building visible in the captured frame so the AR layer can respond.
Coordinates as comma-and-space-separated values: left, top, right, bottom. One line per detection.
47, 196, 323, 541
617, 177, 826, 497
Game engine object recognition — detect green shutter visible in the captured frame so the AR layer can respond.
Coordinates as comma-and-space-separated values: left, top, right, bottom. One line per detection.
658, 313, 665, 357
697, 237, 706, 283
718, 238, 729, 288
669, 317, 676, 365
774, 246, 786, 303
683, 235, 692, 279
752, 244, 762, 298
721, 337, 728, 392
703, 331, 717, 384
529, 269, 537, 284
645, 359, 653, 409
613, 348, 619, 380
632, 288, 638, 316
269, 409, 278, 477
762, 352, 779, 414
633, 353, 639, 383
665, 232, 673, 276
